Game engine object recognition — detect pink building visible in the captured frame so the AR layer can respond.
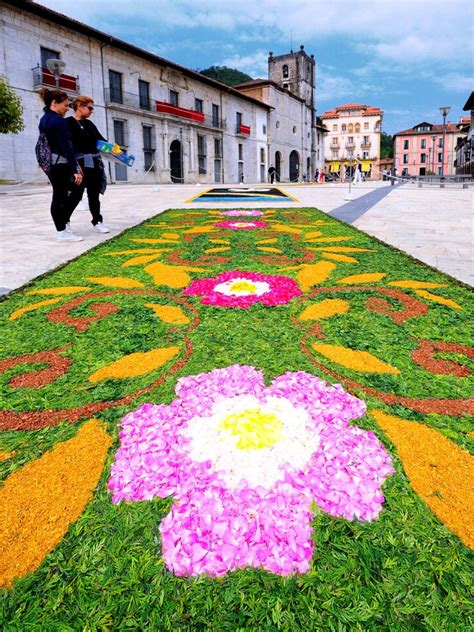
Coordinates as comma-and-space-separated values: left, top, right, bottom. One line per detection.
393, 121, 464, 177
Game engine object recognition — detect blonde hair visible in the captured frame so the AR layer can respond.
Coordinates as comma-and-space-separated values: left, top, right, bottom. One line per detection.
71, 95, 94, 111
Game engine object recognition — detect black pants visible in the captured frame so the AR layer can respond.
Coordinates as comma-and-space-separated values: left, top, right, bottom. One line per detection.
69, 162, 103, 225
48, 164, 76, 232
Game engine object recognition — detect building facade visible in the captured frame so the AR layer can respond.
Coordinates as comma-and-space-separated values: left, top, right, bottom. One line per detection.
393, 121, 464, 177
1, 1, 272, 184
235, 46, 326, 181
320, 103, 383, 179
455, 92, 473, 176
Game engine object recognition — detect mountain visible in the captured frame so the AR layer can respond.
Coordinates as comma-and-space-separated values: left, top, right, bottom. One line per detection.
199, 66, 253, 86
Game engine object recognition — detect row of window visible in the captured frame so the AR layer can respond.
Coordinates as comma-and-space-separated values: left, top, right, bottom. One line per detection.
331, 151, 371, 160
332, 122, 371, 132
402, 153, 444, 164
332, 136, 371, 145
402, 138, 443, 149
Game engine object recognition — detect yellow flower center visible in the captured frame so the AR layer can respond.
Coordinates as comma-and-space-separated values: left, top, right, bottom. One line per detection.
233, 222, 252, 227
218, 408, 284, 450
229, 280, 257, 294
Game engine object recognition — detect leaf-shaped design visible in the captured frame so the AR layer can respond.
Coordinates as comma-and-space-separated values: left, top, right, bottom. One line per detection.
204, 247, 230, 253
144, 261, 205, 288
122, 255, 162, 267
415, 290, 462, 310
338, 273, 386, 284
144, 303, 190, 324
312, 343, 400, 373
307, 236, 352, 243
88, 346, 181, 382
8, 298, 63, 321
388, 280, 446, 289
27, 287, 90, 295
0, 419, 112, 588
87, 276, 144, 288
284, 262, 335, 292
322, 253, 358, 263
161, 233, 180, 240
299, 299, 349, 321
373, 410, 474, 549
132, 238, 178, 244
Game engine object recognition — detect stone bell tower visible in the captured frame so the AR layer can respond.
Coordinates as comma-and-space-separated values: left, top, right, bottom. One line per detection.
268, 45, 315, 110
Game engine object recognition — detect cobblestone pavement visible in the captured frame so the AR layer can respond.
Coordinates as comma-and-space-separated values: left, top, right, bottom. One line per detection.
1, 181, 472, 293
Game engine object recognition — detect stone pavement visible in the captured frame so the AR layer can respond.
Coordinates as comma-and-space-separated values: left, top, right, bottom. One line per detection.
1, 181, 472, 293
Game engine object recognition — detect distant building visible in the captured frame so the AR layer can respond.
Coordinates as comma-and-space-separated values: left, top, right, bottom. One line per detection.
235, 46, 326, 181
320, 103, 383, 180
454, 92, 473, 175
393, 121, 464, 177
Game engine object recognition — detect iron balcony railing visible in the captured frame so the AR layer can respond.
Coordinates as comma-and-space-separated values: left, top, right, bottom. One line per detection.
104, 89, 226, 129
32, 65, 80, 92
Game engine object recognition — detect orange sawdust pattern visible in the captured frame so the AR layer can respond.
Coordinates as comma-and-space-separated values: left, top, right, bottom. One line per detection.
415, 289, 462, 310
0, 419, 112, 588
299, 299, 349, 321
312, 342, 400, 373
373, 410, 474, 549
0, 450, 15, 462
282, 262, 335, 291
87, 276, 144, 288
338, 273, 386, 284
88, 346, 181, 382
8, 298, 63, 321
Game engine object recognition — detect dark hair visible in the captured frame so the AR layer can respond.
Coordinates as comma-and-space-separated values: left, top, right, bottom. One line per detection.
39, 88, 69, 112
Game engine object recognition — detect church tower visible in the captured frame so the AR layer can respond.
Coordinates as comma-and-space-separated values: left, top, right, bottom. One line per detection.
268, 45, 315, 110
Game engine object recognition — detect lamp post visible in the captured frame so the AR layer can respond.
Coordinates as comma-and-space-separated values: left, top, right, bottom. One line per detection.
344, 150, 354, 200
46, 58, 66, 89
439, 106, 451, 176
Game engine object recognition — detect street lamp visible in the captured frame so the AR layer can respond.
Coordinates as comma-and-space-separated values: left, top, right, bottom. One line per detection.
439, 106, 451, 176
46, 58, 66, 88
344, 150, 354, 200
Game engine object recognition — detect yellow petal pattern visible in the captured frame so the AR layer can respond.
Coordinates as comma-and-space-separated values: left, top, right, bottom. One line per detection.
322, 253, 359, 263
144, 261, 205, 288
89, 346, 180, 382
293, 262, 335, 291
299, 299, 349, 321
0, 420, 112, 588
204, 247, 230, 253
338, 273, 386, 284
8, 298, 63, 321
307, 236, 352, 243
388, 280, 447, 289
27, 287, 90, 295
122, 255, 162, 267
415, 290, 462, 310
87, 276, 144, 288
312, 343, 400, 373
144, 303, 190, 324
373, 410, 474, 549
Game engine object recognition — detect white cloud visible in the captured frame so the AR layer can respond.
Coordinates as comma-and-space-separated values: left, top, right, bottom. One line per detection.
220, 51, 269, 78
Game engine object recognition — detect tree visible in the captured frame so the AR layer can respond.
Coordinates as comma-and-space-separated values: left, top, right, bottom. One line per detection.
0, 77, 24, 134
380, 131, 393, 159
199, 66, 253, 87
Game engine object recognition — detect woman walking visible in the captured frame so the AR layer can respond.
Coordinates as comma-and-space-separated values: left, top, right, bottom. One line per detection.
38, 89, 83, 241
67, 96, 109, 233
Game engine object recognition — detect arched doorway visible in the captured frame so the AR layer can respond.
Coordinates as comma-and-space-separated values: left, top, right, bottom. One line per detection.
289, 150, 300, 182
170, 140, 183, 183
306, 157, 311, 181
275, 151, 281, 182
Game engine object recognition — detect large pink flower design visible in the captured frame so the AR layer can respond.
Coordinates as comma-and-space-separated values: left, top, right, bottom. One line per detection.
220, 210, 264, 217
215, 220, 267, 230
182, 270, 302, 308
109, 365, 394, 577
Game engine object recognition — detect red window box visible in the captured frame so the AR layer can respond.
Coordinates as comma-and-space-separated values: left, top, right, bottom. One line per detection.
41, 68, 78, 92
156, 101, 205, 123
239, 124, 251, 135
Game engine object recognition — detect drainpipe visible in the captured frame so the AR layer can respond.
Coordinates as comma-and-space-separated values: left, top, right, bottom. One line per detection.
220, 91, 225, 183
100, 38, 113, 180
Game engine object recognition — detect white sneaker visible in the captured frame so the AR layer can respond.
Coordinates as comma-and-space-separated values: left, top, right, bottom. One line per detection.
93, 222, 110, 234
57, 229, 83, 242
65, 222, 72, 233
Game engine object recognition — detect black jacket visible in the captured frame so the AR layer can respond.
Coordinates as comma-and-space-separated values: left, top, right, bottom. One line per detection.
66, 117, 106, 156
39, 110, 78, 174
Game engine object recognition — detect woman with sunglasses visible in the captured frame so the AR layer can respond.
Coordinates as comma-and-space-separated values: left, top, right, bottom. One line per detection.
67, 96, 110, 234
38, 89, 83, 241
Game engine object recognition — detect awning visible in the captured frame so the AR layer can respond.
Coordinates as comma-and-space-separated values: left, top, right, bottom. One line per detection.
361, 160, 372, 172
328, 161, 341, 172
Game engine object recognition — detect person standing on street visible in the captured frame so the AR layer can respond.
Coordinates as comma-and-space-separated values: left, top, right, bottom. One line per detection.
268, 165, 277, 184
67, 96, 110, 234
38, 89, 83, 241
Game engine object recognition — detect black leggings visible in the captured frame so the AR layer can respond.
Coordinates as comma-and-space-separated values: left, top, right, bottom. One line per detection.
48, 164, 76, 232
69, 162, 103, 225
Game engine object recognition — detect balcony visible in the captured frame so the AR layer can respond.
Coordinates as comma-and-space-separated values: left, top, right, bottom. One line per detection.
236, 123, 251, 136
32, 65, 79, 93
345, 142, 355, 150
361, 142, 372, 149
104, 88, 155, 110
156, 101, 227, 129
330, 141, 340, 149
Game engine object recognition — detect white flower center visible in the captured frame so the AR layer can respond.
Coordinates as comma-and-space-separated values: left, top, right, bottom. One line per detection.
183, 395, 319, 488
213, 278, 270, 297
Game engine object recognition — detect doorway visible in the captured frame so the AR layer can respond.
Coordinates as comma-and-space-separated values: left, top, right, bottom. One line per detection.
170, 140, 183, 183
289, 150, 300, 182
275, 151, 281, 181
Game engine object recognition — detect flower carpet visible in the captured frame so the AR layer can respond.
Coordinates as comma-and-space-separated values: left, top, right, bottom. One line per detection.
1, 207, 473, 629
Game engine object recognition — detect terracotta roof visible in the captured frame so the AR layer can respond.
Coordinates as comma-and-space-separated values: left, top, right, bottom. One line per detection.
394, 123, 461, 136
336, 103, 367, 109
9, 0, 272, 110
320, 104, 383, 118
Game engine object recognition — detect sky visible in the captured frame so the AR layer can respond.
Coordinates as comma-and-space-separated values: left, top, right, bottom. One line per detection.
39, 0, 473, 135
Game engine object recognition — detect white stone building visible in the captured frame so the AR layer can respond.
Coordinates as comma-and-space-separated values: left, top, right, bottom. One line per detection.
235, 46, 326, 181
320, 103, 383, 179
0, 0, 272, 184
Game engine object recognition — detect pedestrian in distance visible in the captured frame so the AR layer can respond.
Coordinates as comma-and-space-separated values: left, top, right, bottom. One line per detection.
38, 88, 83, 241
67, 96, 110, 234
319, 168, 326, 184
314, 168, 319, 183
268, 165, 277, 184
